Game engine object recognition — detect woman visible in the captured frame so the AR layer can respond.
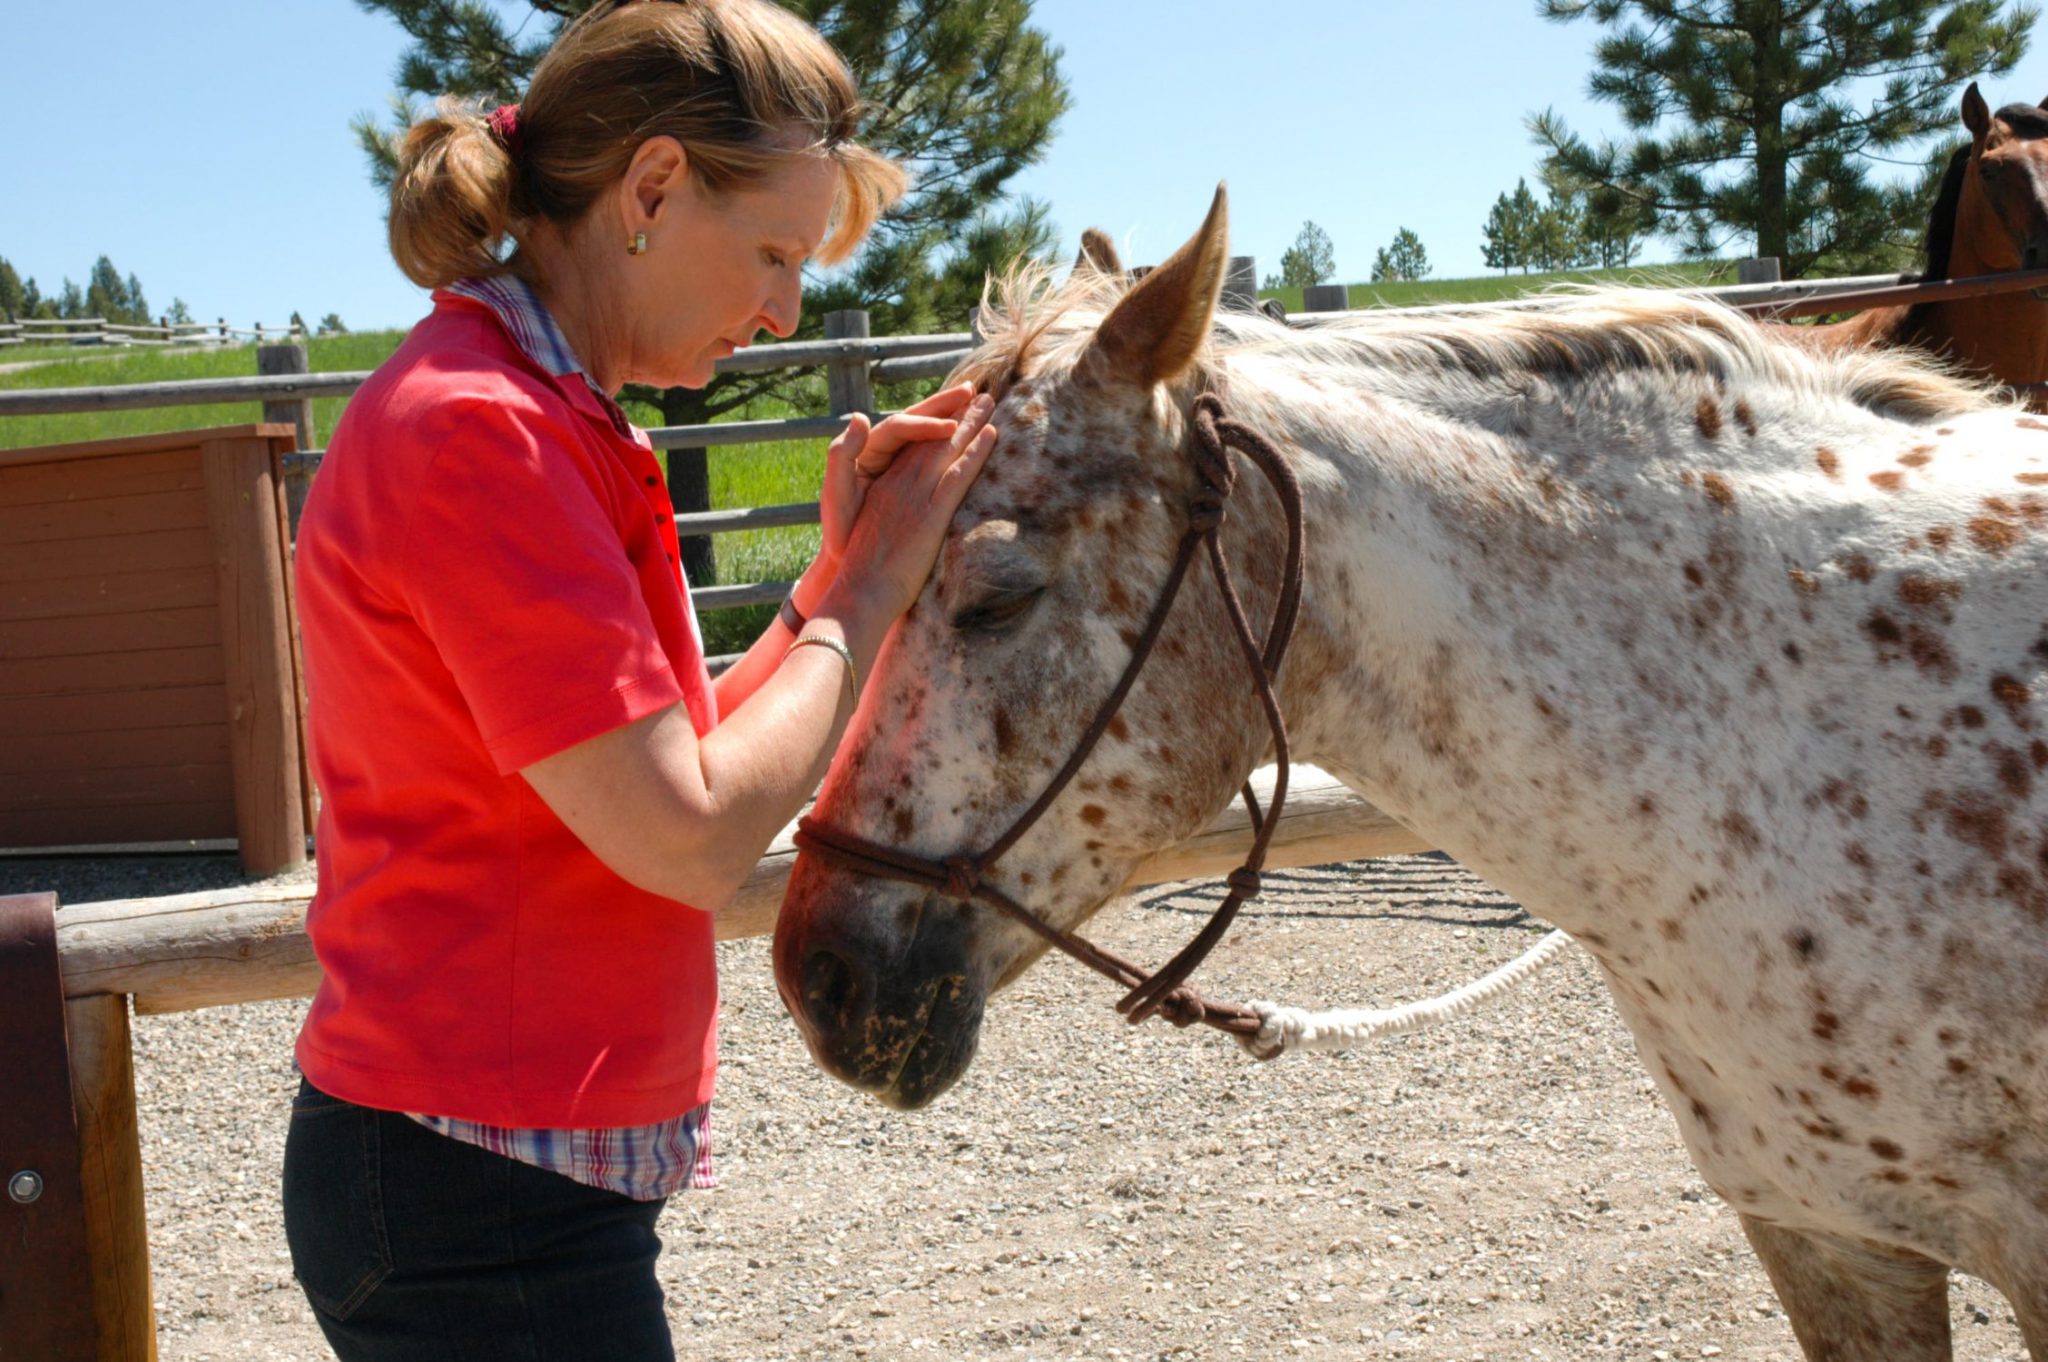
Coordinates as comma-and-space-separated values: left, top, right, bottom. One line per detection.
281, 3, 995, 1357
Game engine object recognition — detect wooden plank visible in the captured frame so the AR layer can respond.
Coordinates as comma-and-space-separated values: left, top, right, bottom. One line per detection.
0, 529, 214, 585
0, 800, 235, 849
0, 726, 227, 778
0, 488, 208, 547
0, 565, 216, 625
0, 608, 219, 663
0, 426, 293, 469
0, 646, 225, 701
64, 993, 158, 1362
0, 449, 203, 510
0, 763, 233, 815
200, 435, 305, 875
0, 684, 228, 737
52, 769, 1434, 1015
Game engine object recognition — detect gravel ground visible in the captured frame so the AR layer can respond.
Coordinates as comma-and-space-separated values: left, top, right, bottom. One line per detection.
5, 850, 2032, 1362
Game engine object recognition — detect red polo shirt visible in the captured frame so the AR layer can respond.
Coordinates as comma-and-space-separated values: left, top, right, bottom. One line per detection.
293, 290, 719, 1128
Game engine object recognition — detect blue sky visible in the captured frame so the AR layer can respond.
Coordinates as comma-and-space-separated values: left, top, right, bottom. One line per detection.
0, 1, 2003, 333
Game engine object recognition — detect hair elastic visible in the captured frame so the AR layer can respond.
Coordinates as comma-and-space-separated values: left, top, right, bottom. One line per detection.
486, 103, 524, 160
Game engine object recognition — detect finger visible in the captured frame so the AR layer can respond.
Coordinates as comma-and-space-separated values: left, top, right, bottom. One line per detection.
903, 382, 977, 419
930, 424, 999, 510
828, 411, 871, 471
826, 411, 868, 515
855, 414, 959, 475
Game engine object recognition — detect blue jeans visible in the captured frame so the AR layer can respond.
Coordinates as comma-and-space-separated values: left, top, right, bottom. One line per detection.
281, 1077, 674, 1361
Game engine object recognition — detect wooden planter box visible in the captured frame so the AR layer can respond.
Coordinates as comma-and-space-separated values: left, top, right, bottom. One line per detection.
0, 425, 310, 873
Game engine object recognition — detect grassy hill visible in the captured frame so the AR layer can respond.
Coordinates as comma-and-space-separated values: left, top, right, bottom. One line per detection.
1258, 258, 1735, 312
0, 261, 1735, 653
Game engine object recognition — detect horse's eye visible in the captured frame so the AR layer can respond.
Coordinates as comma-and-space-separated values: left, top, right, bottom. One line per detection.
952, 587, 1042, 634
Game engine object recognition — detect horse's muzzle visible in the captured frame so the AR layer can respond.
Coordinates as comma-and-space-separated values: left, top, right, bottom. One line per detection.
773, 892, 987, 1109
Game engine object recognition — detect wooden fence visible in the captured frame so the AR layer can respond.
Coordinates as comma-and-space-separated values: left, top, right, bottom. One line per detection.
0, 317, 308, 349
0, 426, 311, 872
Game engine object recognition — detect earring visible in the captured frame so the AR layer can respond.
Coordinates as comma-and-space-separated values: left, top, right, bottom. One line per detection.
627, 231, 649, 256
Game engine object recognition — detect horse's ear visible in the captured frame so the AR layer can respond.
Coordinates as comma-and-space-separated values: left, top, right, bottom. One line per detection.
1075, 228, 1124, 277
1963, 81, 1991, 140
1087, 185, 1230, 389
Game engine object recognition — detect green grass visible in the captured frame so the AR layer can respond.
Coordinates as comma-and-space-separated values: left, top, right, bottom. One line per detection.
0, 332, 408, 451
1259, 258, 1736, 312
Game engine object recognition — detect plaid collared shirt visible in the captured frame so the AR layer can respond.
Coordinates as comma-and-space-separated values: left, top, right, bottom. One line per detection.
405, 273, 715, 1202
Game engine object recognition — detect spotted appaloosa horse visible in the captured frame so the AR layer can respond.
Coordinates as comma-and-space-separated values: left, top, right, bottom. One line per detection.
1806, 82, 2048, 397
775, 187, 2048, 1359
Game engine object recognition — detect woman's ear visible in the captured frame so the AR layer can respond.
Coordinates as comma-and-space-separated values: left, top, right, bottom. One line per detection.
619, 135, 692, 234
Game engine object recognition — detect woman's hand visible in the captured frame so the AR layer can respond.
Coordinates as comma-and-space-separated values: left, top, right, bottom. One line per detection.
801, 383, 981, 614
817, 390, 998, 629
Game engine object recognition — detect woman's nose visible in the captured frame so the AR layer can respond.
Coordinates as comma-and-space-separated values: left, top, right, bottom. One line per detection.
761, 278, 801, 339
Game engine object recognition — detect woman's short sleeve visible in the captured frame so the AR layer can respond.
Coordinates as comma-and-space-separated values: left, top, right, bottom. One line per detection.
399, 395, 686, 774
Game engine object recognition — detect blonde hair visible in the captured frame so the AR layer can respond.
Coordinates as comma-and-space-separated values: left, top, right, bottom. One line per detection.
387, 0, 907, 289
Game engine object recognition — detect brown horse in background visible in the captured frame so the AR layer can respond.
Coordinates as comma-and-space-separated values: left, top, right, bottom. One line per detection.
1806, 82, 2048, 396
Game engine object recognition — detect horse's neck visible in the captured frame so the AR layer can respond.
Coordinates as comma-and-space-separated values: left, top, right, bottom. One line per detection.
1255, 369, 1772, 941
1911, 238, 2048, 386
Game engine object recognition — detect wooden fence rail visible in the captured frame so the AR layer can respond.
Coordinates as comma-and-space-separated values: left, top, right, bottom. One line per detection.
55, 766, 1417, 1015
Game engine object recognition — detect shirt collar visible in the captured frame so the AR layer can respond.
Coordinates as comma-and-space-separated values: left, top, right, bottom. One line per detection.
448, 274, 648, 445
448, 274, 589, 380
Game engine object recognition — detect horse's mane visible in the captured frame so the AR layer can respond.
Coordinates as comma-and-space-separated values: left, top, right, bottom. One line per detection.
959, 261, 2000, 424
1920, 143, 1973, 283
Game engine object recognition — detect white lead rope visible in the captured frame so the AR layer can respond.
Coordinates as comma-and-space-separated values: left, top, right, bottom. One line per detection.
1237, 929, 1576, 1061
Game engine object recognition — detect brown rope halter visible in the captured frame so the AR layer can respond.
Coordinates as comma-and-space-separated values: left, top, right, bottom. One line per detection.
794, 388, 1305, 1038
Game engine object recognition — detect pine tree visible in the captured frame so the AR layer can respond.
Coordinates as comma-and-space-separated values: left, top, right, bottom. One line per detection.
56, 279, 84, 319
125, 273, 149, 324
85, 257, 125, 322
319, 312, 349, 335
1481, 179, 1544, 273
1370, 228, 1431, 283
1277, 221, 1337, 288
1530, 0, 2034, 278
352, 0, 1070, 585
0, 257, 24, 320
168, 298, 194, 326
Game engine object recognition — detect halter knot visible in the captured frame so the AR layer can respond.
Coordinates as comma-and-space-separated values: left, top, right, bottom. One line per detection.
1187, 489, 1228, 534
1226, 867, 1263, 899
1188, 394, 1238, 502
1156, 990, 1207, 1028
942, 855, 982, 902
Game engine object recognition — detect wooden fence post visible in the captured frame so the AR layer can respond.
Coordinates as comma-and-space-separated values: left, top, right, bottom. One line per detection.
257, 342, 315, 533
201, 433, 308, 876
1302, 283, 1349, 313
1738, 257, 1782, 284
66, 993, 155, 1361
1223, 256, 1258, 310
824, 310, 874, 418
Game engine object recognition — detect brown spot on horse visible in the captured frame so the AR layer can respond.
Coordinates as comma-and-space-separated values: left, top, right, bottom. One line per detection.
1695, 396, 1723, 440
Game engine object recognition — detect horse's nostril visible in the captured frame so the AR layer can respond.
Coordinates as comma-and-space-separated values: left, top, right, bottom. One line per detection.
801, 947, 862, 1033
